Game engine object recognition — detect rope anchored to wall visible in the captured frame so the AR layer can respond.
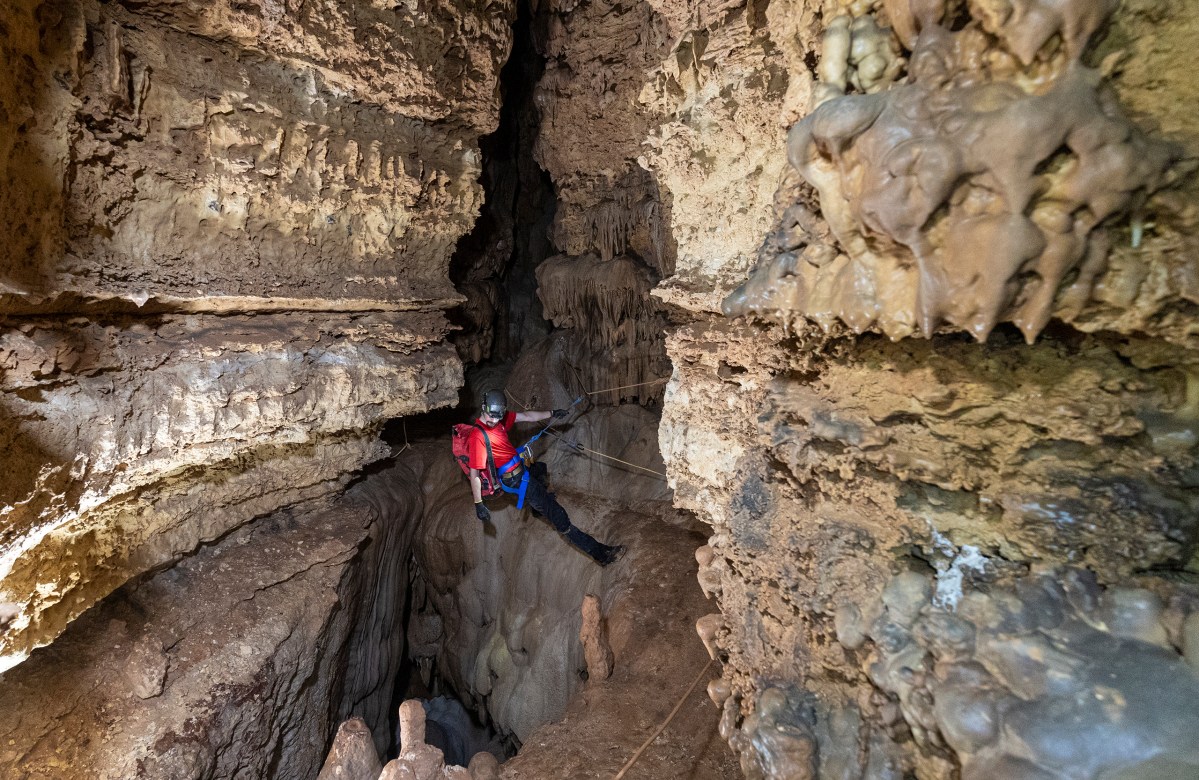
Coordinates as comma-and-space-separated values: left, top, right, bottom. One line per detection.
583, 376, 670, 396
504, 385, 669, 479
556, 435, 666, 478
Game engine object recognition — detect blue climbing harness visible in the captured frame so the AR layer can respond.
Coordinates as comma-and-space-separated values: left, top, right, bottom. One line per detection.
497, 454, 530, 509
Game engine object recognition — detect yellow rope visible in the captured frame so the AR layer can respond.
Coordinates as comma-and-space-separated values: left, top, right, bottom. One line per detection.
586, 377, 669, 396
502, 388, 668, 478
613, 658, 716, 779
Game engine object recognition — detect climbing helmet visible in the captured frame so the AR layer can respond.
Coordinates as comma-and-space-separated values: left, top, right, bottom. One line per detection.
481, 389, 507, 420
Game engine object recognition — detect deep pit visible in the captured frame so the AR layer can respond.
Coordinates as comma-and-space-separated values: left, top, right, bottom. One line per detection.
2, 0, 1199, 778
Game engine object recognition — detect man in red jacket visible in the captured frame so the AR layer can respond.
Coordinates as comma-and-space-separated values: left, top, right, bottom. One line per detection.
467, 389, 624, 566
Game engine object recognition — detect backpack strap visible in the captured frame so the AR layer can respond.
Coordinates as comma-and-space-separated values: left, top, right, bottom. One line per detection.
473, 423, 529, 509
471, 422, 500, 489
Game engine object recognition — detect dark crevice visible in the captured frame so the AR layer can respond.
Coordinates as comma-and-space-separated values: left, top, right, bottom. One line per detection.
448, 0, 556, 368
382, 1, 555, 765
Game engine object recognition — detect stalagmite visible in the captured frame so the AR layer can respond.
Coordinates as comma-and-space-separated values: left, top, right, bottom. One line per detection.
317, 718, 384, 780
695, 613, 725, 661
387, 700, 447, 780
579, 594, 615, 682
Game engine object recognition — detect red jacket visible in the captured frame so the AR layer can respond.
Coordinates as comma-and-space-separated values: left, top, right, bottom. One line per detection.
467, 412, 518, 471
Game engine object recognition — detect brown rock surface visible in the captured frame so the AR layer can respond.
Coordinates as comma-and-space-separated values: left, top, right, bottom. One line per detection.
0, 465, 424, 779
319, 717, 385, 780
2, 0, 1198, 777
0, 0, 510, 670
497, 500, 735, 779
651, 0, 1199, 775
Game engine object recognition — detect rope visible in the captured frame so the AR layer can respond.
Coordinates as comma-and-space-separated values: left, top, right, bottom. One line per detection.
555, 433, 666, 478
613, 657, 716, 779
585, 377, 669, 396
502, 387, 668, 479
395, 419, 411, 455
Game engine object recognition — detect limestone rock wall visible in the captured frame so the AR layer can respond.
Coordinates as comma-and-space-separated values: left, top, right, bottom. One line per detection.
0, 0, 513, 671
0, 465, 424, 779
647, 0, 1199, 777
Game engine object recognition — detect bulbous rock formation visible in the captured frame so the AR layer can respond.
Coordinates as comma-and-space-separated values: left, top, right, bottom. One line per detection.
724, 0, 1191, 342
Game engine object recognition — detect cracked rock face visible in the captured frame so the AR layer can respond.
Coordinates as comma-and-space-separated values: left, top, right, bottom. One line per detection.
0, 0, 511, 671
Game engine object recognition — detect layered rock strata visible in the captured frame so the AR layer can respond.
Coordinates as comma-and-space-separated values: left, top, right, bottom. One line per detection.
0, 0, 512, 670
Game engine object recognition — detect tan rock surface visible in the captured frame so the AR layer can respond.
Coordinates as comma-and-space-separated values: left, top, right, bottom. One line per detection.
0, 0, 512, 670
0, 311, 460, 671
653, 0, 1199, 775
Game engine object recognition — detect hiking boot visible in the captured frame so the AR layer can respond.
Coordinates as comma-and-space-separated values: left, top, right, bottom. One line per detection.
599, 544, 626, 567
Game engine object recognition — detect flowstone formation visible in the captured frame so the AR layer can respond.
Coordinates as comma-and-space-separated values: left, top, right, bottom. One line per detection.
536, 253, 670, 403
713, 566, 1199, 779
0, 0, 511, 671
317, 399, 736, 778
528, 0, 811, 399
724, 0, 1192, 342
665, 320, 1199, 778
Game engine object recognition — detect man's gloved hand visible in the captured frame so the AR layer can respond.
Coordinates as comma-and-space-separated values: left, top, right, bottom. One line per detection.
551, 408, 569, 419
475, 502, 491, 522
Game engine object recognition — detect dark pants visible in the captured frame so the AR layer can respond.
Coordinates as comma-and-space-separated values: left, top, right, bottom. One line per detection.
505, 462, 616, 564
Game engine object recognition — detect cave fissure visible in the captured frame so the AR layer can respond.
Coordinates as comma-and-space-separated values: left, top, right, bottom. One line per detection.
449, 0, 556, 368
380, 0, 565, 763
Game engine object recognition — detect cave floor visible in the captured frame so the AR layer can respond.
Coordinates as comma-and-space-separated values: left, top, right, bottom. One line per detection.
500, 493, 738, 779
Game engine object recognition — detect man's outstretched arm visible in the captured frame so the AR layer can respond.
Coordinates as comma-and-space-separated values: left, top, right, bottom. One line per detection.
514, 409, 569, 423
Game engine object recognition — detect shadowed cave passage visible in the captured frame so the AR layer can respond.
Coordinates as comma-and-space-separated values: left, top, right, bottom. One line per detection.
449, 0, 556, 369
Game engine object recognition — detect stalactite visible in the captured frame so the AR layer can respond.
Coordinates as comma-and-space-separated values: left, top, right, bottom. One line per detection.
536, 253, 668, 404
724, 0, 1192, 343
580, 188, 670, 275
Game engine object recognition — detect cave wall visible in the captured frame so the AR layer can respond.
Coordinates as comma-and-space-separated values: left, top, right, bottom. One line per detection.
645, 0, 1199, 777
501, 0, 1199, 773
0, 0, 515, 671
0, 465, 424, 779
